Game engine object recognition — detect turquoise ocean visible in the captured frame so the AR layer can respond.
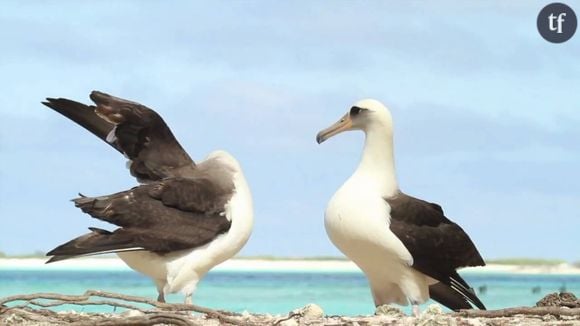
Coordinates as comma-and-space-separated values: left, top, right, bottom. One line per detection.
1, 268, 579, 316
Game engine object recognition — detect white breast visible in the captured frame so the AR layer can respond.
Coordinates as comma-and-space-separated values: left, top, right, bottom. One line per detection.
324, 177, 413, 272
324, 178, 432, 306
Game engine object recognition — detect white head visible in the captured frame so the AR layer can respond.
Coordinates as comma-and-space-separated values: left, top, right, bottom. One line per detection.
316, 99, 393, 144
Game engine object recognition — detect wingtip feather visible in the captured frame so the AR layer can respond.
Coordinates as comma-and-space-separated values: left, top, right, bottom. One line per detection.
41, 98, 57, 108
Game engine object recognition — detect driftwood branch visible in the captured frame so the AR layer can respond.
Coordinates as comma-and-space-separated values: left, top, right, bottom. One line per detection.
452, 306, 580, 318
272, 312, 301, 325
0, 290, 249, 325
68, 313, 200, 326
2, 291, 580, 325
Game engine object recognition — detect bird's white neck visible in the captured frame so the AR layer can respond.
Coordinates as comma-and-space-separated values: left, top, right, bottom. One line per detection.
352, 124, 399, 197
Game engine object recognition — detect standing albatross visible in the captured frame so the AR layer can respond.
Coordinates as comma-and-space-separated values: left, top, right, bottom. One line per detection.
43, 91, 253, 304
316, 99, 485, 315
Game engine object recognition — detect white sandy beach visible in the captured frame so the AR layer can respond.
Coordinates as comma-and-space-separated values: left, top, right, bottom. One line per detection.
1, 257, 579, 275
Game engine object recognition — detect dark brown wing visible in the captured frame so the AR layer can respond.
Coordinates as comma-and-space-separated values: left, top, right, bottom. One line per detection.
386, 192, 486, 310
41, 98, 119, 152
46, 177, 234, 262
42, 91, 195, 182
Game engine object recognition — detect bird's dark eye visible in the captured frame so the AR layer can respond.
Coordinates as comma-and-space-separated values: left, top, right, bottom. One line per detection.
350, 106, 362, 116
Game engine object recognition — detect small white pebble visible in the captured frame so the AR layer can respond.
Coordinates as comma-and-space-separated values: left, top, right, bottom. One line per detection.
121, 309, 144, 318
300, 303, 324, 319
375, 304, 404, 316
424, 304, 443, 315
542, 314, 557, 321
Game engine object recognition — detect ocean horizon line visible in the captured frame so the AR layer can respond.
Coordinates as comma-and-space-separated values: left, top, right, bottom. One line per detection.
1, 257, 580, 276
1, 253, 577, 265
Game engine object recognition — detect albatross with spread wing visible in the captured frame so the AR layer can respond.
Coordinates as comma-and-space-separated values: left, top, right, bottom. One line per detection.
44, 91, 253, 304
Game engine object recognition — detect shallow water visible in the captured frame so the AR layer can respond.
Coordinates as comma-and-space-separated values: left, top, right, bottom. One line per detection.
1, 269, 578, 315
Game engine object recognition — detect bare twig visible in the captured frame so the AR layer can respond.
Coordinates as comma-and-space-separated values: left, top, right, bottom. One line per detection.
3, 307, 63, 324
28, 298, 144, 311
0, 290, 250, 325
452, 306, 580, 318
273, 312, 301, 325
68, 313, 200, 326
5, 291, 579, 326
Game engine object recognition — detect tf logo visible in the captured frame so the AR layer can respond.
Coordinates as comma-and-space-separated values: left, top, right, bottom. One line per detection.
537, 3, 577, 43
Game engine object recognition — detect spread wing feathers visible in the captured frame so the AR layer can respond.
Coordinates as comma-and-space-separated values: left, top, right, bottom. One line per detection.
386, 192, 486, 310
42, 91, 196, 182
41, 98, 118, 152
46, 178, 233, 263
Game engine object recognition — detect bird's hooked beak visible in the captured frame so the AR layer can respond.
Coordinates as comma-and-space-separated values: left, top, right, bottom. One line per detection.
316, 113, 353, 144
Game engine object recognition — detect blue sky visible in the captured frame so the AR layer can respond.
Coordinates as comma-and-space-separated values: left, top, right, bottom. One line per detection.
1, 1, 578, 261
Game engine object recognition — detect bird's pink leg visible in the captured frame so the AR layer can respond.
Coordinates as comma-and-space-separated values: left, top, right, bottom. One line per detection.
412, 303, 420, 317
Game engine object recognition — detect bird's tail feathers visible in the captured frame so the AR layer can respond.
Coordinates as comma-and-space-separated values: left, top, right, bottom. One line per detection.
45, 228, 143, 264
429, 273, 486, 311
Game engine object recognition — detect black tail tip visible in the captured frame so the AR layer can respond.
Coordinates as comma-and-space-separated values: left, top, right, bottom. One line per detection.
45, 253, 57, 264
45, 256, 61, 264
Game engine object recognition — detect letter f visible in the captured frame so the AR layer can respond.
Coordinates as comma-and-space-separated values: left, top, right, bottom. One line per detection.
557, 13, 567, 33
